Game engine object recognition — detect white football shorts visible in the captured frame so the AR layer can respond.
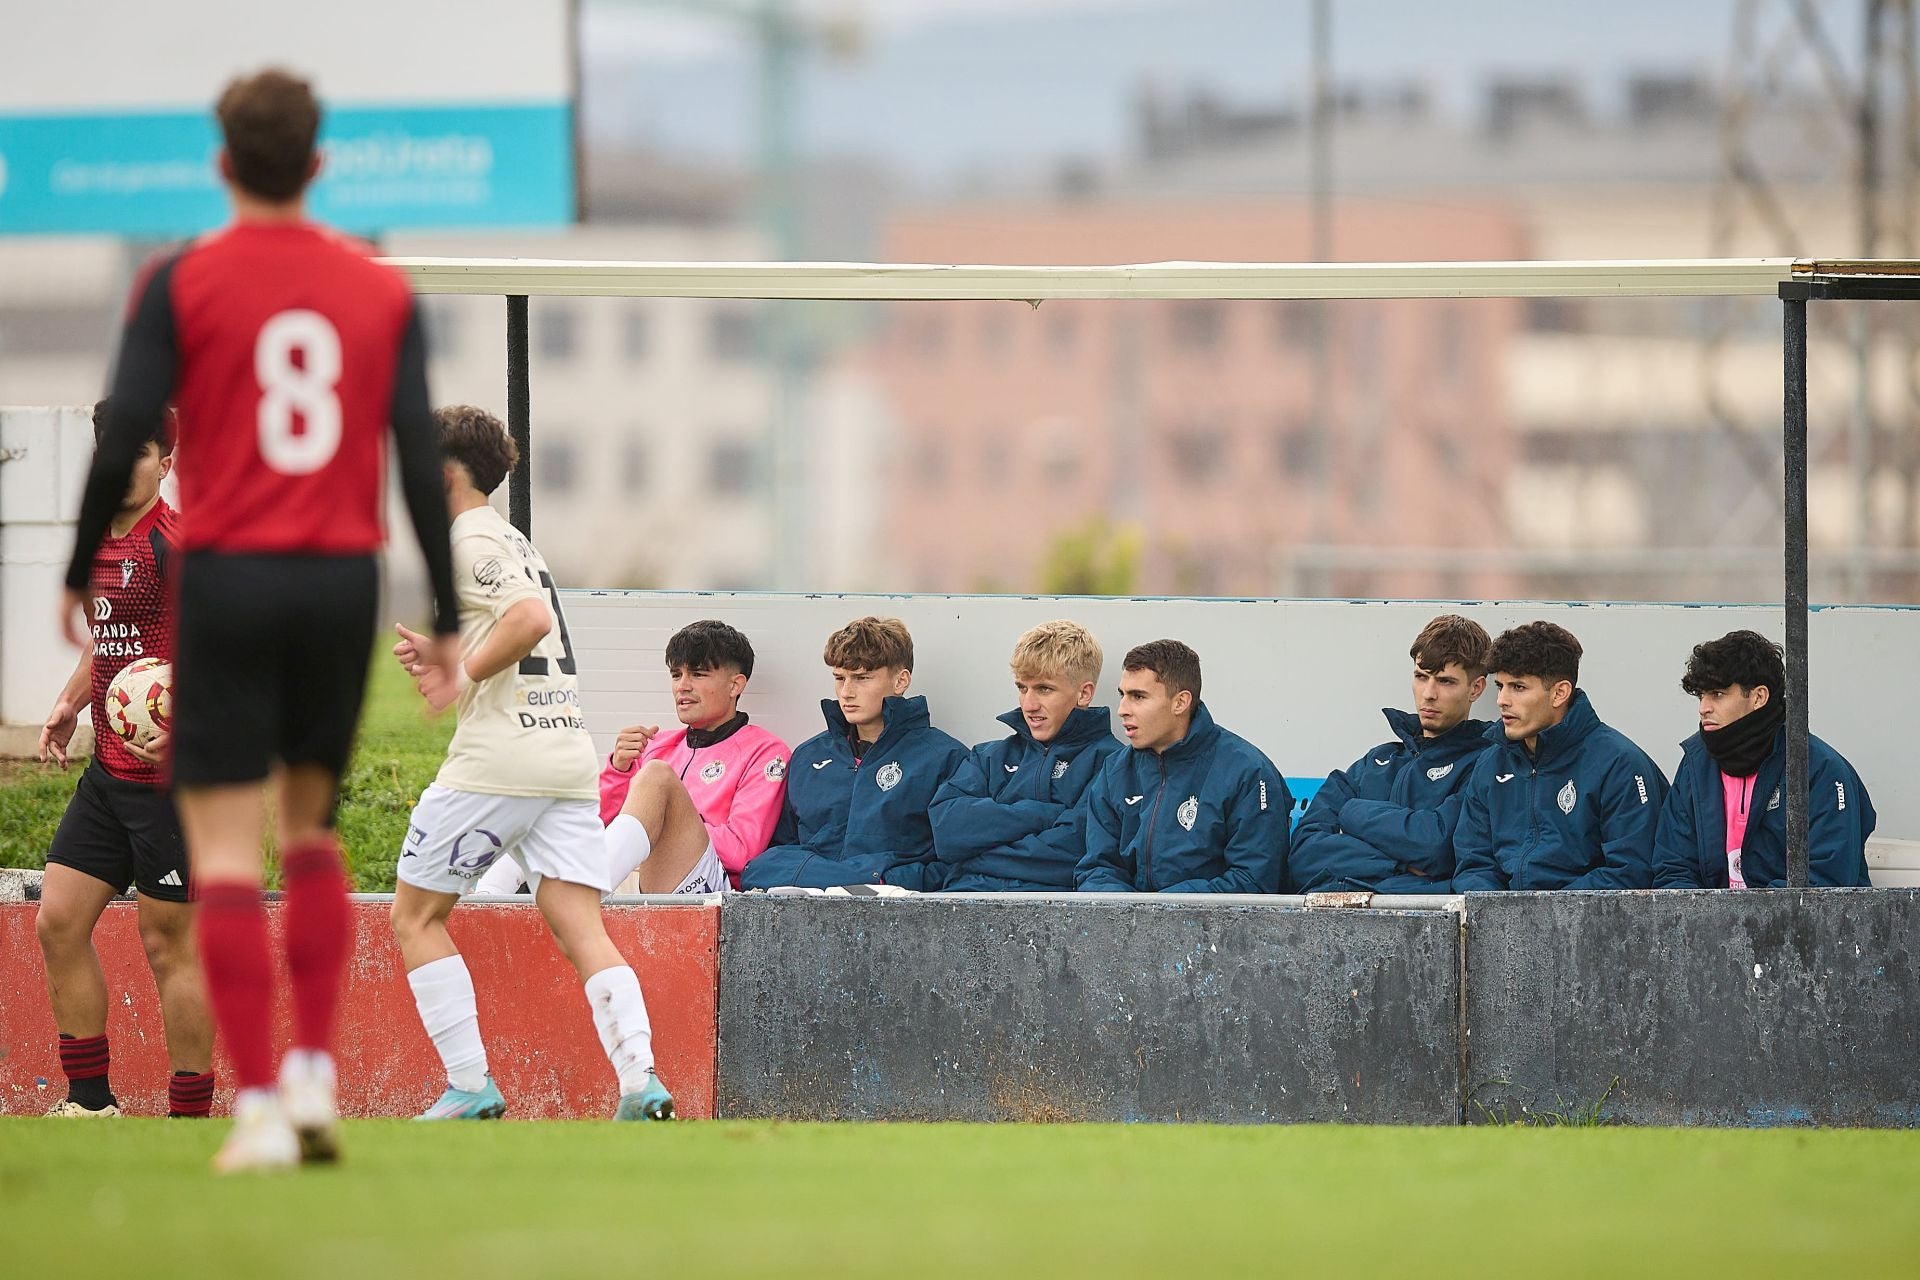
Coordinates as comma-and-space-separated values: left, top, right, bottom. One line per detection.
398, 784, 612, 897
671, 844, 728, 895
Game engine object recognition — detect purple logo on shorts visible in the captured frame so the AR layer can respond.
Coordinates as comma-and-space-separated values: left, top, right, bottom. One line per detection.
449, 828, 504, 877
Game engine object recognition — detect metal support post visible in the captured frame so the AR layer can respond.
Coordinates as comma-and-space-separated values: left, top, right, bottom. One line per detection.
1781, 288, 1811, 889
507, 294, 532, 539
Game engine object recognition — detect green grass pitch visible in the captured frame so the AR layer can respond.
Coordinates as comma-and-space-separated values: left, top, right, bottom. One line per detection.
3, 1119, 1916, 1277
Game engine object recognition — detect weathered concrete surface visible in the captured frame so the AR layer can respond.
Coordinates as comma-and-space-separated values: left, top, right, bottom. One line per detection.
717, 895, 1461, 1123
1463, 890, 1920, 1127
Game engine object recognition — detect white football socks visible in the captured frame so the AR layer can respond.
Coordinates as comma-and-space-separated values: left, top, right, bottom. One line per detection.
605, 814, 654, 886
408, 954, 490, 1094
583, 964, 655, 1095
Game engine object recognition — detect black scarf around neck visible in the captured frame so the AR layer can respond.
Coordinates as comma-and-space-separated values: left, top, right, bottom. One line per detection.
1700, 697, 1785, 777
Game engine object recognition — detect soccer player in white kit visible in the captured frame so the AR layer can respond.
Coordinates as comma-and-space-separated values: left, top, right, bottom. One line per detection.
388, 405, 671, 1121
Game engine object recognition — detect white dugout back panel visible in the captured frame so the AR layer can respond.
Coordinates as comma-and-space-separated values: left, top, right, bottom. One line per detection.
563, 592, 1918, 840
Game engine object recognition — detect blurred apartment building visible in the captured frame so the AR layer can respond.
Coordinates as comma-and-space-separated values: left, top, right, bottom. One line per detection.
865, 201, 1527, 598
1113, 71, 1918, 601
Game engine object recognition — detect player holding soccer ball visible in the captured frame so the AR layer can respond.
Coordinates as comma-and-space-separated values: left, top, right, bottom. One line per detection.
388, 405, 671, 1123
62, 70, 462, 1172
37, 401, 214, 1121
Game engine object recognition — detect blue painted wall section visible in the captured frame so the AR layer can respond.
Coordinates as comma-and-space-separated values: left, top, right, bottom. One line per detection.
1462, 890, 1920, 1127
0, 103, 573, 235
716, 895, 1462, 1124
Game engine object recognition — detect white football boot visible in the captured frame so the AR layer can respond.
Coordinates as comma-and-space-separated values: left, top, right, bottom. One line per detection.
279, 1049, 341, 1164
211, 1089, 299, 1175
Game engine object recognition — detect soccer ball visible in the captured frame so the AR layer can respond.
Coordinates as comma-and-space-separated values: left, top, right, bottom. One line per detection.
104, 657, 172, 749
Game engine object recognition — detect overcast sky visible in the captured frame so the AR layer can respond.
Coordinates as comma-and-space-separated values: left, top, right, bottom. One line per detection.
579, 1, 1853, 181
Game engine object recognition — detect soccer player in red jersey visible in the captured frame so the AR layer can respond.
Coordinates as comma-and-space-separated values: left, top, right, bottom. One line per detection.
62, 69, 462, 1173
38, 401, 214, 1121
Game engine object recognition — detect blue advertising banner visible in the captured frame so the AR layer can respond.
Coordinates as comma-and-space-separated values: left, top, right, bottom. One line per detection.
0, 102, 573, 236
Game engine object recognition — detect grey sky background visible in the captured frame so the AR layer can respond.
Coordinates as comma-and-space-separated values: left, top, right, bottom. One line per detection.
579, 1, 1834, 181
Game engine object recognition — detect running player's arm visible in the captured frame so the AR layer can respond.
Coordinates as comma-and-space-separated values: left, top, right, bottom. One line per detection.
65, 257, 180, 615
389, 300, 460, 638
402, 527, 549, 708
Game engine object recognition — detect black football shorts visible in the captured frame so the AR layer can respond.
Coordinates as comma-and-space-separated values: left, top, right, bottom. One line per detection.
171, 552, 378, 788
48, 761, 191, 902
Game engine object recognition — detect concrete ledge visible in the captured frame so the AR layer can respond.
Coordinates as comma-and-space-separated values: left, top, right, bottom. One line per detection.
0, 723, 90, 762
717, 895, 1462, 1124
1462, 890, 1920, 1127
0, 867, 43, 903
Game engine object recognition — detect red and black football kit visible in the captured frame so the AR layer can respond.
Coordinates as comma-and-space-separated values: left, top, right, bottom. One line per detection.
67, 220, 461, 1095
68, 222, 459, 787
49, 497, 191, 903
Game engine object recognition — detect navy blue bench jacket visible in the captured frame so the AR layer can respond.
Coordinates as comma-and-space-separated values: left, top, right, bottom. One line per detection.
741, 694, 966, 890
1289, 710, 1493, 893
928, 705, 1126, 891
1073, 702, 1291, 894
1651, 726, 1874, 888
1450, 691, 1670, 892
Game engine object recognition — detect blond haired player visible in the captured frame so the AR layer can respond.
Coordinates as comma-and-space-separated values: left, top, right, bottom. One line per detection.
927, 621, 1124, 890
388, 406, 671, 1122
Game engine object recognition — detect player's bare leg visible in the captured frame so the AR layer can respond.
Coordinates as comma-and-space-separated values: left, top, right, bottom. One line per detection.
134, 893, 215, 1116
178, 781, 294, 1171
392, 882, 504, 1119
273, 763, 353, 1163
610, 760, 714, 893
534, 877, 673, 1120
36, 864, 119, 1115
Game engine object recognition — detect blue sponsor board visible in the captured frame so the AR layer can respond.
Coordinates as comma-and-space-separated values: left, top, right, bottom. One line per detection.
0, 102, 572, 235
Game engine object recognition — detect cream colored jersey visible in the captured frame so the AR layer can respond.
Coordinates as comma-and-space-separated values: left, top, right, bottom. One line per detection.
434, 505, 598, 799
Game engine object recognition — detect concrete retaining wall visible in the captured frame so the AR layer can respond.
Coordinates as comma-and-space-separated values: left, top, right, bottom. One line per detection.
0, 899, 720, 1119
7, 892, 1916, 1126
715, 895, 1462, 1124
1462, 890, 1920, 1126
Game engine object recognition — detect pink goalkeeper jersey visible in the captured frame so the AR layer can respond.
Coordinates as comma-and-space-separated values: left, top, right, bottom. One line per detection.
1722, 771, 1756, 889
598, 718, 791, 885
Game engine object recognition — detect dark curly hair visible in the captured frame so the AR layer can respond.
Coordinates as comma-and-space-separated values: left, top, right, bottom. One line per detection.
666, 620, 756, 680
1123, 639, 1202, 701
435, 404, 518, 495
1487, 621, 1582, 687
1680, 629, 1785, 700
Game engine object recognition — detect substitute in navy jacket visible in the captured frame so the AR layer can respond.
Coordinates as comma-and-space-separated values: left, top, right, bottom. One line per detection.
1451, 690, 1670, 892
1289, 710, 1493, 893
1073, 701, 1291, 894
740, 694, 967, 891
1652, 727, 1874, 888
928, 705, 1125, 892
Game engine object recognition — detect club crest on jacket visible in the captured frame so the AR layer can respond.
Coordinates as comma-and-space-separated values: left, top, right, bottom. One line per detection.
1177, 795, 1199, 830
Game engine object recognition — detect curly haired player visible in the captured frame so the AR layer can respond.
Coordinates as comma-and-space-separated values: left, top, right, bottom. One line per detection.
389, 406, 672, 1123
